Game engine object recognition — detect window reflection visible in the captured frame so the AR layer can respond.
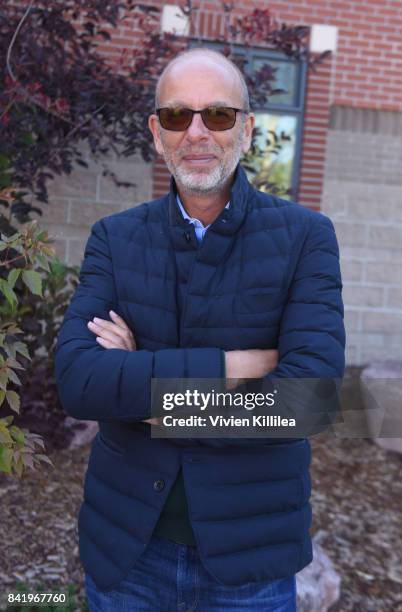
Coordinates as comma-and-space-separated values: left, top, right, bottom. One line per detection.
242, 113, 297, 199
252, 57, 299, 106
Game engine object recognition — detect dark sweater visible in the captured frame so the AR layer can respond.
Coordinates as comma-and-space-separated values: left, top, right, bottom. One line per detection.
152, 350, 227, 545
152, 467, 196, 545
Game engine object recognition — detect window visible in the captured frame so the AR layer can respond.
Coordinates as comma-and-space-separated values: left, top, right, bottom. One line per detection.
189, 41, 307, 199
246, 51, 306, 199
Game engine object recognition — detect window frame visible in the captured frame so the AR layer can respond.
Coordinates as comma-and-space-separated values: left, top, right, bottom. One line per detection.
188, 40, 308, 199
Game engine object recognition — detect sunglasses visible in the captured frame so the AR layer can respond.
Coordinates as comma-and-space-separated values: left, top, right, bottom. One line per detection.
156, 106, 248, 132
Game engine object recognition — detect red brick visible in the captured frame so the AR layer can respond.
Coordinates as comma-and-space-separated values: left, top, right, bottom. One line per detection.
142, 0, 402, 196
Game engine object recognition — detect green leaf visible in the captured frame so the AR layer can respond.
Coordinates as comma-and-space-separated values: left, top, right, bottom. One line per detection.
0, 280, 18, 307
0, 415, 13, 426
20, 132, 35, 146
1, 232, 19, 243
35, 253, 51, 273
36, 230, 47, 242
6, 390, 20, 413
14, 342, 31, 360
6, 368, 21, 386
0, 445, 13, 473
9, 426, 24, 444
22, 270, 42, 296
0, 390, 5, 407
6, 356, 25, 370
2, 343, 15, 359
7, 268, 21, 289
14, 452, 24, 477
0, 370, 7, 390
0, 154, 11, 170
2, 322, 22, 334
0, 423, 13, 444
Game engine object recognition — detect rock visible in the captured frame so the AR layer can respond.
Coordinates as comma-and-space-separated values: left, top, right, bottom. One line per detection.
0, 572, 14, 584
64, 417, 98, 448
360, 360, 402, 455
24, 569, 37, 579
296, 537, 341, 612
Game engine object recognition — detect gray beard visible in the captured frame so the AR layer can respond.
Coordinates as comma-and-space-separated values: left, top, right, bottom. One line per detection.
165, 149, 241, 195
160, 132, 244, 196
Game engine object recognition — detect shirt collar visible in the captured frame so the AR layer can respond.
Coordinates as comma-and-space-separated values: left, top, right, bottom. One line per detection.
168, 163, 253, 251
176, 194, 230, 229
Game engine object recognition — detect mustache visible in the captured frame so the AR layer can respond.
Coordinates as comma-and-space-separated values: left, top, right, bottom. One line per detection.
180, 150, 220, 157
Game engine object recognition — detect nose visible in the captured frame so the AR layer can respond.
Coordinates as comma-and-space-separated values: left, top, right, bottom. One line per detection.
185, 112, 210, 140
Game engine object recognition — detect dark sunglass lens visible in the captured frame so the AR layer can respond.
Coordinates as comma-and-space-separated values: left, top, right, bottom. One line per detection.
203, 107, 236, 130
159, 108, 192, 131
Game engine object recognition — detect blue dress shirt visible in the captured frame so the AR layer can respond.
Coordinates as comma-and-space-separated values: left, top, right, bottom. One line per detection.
176, 194, 230, 242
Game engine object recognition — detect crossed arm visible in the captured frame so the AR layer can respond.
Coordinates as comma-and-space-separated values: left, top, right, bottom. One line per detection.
55, 214, 345, 428
86, 309, 279, 424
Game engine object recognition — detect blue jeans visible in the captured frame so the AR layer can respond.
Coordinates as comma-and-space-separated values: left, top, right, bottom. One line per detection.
84, 534, 297, 611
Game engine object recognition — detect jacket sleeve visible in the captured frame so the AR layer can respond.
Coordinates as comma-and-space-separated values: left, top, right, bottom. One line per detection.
203, 212, 346, 448
267, 212, 345, 380
54, 219, 224, 422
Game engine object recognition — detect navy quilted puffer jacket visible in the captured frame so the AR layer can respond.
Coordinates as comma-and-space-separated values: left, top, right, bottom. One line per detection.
54, 163, 345, 591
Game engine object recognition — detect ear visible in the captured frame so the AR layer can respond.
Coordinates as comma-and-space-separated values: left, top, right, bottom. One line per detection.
241, 112, 256, 155
148, 114, 164, 156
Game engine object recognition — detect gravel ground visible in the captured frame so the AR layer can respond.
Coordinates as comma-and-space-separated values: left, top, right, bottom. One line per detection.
311, 436, 402, 612
0, 368, 401, 611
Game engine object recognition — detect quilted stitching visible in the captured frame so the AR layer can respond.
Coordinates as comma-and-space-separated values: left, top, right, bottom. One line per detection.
54, 163, 345, 590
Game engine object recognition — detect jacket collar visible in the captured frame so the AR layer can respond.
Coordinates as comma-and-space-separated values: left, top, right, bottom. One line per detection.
168, 163, 253, 252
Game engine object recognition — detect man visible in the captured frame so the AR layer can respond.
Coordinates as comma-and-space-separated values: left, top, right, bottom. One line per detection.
55, 47, 345, 611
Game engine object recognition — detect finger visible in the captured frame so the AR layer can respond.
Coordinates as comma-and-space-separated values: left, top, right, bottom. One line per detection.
88, 321, 127, 346
89, 319, 130, 344
94, 317, 134, 345
109, 311, 136, 348
109, 311, 137, 350
89, 321, 134, 351
109, 310, 130, 330
96, 336, 123, 350
143, 417, 162, 425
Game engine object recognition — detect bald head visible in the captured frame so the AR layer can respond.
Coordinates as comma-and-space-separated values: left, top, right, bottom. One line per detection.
154, 48, 250, 112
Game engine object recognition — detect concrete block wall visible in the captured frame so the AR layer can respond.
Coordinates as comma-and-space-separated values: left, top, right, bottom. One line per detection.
322, 107, 402, 365
32, 145, 152, 266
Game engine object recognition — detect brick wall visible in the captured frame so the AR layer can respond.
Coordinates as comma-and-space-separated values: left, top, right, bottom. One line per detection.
176, 0, 402, 111
150, 0, 402, 205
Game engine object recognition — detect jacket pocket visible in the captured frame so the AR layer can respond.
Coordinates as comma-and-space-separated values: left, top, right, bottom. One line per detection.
234, 289, 284, 315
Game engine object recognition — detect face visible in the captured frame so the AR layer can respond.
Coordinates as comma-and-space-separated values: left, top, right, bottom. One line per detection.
148, 58, 255, 195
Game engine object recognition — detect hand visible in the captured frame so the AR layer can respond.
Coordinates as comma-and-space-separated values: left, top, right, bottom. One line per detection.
225, 349, 279, 390
87, 310, 136, 351
87, 311, 156, 424
143, 417, 162, 426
